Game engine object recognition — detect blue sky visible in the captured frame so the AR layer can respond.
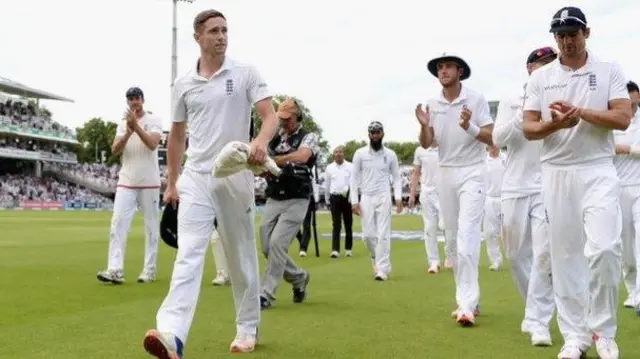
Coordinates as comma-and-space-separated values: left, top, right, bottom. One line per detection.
1, 0, 638, 149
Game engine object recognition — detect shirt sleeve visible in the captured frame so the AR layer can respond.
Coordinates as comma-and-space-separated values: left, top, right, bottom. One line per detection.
115, 121, 127, 137
412, 148, 422, 166
246, 66, 273, 105
171, 83, 188, 123
148, 115, 164, 134
473, 94, 494, 127
492, 97, 523, 147
523, 72, 543, 112
609, 62, 630, 102
390, 152, 402, 201
299, 132, 319, 155
350, 151, 362, 205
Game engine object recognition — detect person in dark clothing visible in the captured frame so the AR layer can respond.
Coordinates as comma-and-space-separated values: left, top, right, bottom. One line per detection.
323, 145, 354, 258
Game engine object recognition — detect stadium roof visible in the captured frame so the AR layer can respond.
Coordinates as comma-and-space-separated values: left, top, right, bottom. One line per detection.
0, 76, 74, 103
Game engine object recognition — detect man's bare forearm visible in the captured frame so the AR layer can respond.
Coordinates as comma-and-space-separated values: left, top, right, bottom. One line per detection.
111, 132, 133, 155
581, 108, 631, 131
166, 128, 186, 187
419, 125, 432, 148
476, 127, 494, 146
409, 170, 420, 199
523, 120, 558, 140
255, 113, 278, 143
133, 125, 160, 150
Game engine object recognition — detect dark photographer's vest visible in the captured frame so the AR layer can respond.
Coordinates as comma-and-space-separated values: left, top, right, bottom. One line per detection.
265, 128, 316, 200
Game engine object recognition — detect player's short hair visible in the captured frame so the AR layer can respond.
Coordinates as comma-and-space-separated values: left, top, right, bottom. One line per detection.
193, 9, 226, 33
627, 81, 639, 93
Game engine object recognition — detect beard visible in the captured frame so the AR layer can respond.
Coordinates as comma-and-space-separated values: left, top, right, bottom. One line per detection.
370, 138, 383, 151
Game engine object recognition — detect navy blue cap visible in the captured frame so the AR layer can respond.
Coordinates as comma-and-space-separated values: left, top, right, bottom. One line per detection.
549, 7, 587, 33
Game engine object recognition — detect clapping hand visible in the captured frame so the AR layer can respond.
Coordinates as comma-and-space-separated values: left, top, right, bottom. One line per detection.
415, 104, 431, 126
549, 101, 581, 128
459, 105, 472, 130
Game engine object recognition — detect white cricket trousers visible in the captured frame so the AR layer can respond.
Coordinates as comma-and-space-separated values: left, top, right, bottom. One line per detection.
436, 163, 485, 313
420, 190, 444, 266
107, 187, 160, 273
360, 192, 392, 275
210, 230, 229, 275
156, 169, 260, 344
542, 162, 622, 346
483, 196, 503, 267
501, 194, 554, 332
620, 185, 640, 305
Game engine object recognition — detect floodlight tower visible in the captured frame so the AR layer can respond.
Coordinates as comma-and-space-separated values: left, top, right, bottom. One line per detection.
172, 0, 195, 87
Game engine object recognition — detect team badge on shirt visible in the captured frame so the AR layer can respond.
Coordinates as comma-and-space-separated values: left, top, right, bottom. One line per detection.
226, 79, 234, 95
588, 73, 597, 91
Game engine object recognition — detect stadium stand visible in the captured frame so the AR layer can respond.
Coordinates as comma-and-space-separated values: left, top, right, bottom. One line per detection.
0, 77, 114, 210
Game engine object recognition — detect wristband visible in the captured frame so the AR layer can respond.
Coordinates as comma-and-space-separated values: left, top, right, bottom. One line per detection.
465, 123, 481, 138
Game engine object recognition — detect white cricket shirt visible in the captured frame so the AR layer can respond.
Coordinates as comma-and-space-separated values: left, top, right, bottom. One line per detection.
614, 112, 640, 186
171, 56, 272, 173
523, 51, 630, 167
493, 87, 543, 199
484, 154, 505, 198
350, 146, 402, 204
116, 112, 163, 188
427, 86, 494, 167
324, 161, 353, 197
412, 146, 439, 193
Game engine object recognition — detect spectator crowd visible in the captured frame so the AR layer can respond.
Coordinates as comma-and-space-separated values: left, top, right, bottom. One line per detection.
0, 174, 113, 208
0, 98, 75, 138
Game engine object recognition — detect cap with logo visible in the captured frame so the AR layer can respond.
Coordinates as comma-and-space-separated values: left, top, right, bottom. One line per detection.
549, 6, 587, 33
526, 46, 558, 65
125, 87, 144, 99
427, 52, 471, 81
368, 121, 384, 133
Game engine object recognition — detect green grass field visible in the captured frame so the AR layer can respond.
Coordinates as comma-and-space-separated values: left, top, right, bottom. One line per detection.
2, 211, 639, 359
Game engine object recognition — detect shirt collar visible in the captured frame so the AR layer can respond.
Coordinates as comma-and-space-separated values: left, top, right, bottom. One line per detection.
554, 49, 595, 72
437, 84, 468, 105
189, 56, 234, 81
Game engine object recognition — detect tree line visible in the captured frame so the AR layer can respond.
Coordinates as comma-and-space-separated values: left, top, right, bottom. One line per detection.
71, 94, 420, 166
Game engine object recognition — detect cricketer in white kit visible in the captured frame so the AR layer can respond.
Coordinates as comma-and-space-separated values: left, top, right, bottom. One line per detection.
483, 145, 505, 271
522, 6, 633, 359
142, 9, 279, 359
613, 80, 640, 311
408, 143, 450, 273
97, 86, 162, 285
350, 121, 403, 281
415, 53, 494, 326
493, 46, 558, 347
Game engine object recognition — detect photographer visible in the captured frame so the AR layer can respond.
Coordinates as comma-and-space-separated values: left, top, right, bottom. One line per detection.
259, 98, 318, 309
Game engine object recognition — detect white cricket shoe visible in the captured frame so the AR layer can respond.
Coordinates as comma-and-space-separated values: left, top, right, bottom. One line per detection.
489, 263, 502, 271
330, 251, 339, 258
456, 310, 475, 326
345, 250, 352, 257
374, 272, 388, 281
137, 271, 156, 283
230, 332, 257, 353
594, 336, 619, 359
299, 250, 307, 257
531, 330, 552, 346
143, 329, 183, 359
623, 296, 634, 308
97, 269, 124, 284
427, 263, 440, 273
557, 344, 586, 359
212, 271, 230, 286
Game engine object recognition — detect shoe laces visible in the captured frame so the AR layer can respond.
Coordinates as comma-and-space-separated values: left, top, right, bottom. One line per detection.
596, 337, 617, 352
